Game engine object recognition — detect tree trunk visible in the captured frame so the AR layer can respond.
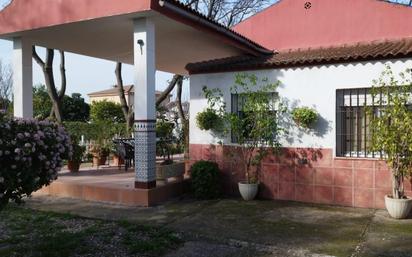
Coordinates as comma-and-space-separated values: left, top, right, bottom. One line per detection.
115, 62, 134, 134
32, 47, 65, 124
392, 172, 404, 199
49, 50, 66, 120
156, 75, 182, 108
176, 77, 189, 159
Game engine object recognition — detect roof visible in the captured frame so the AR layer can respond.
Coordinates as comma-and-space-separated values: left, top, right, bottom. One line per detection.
186, 38, 412, 74
88, 85, 164, 97
155, 0, 272, 55
233, 0, 412, 51
0, 0, 271, 57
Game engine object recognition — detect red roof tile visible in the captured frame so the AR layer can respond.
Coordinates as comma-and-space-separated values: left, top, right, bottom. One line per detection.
186, 38, 412, 74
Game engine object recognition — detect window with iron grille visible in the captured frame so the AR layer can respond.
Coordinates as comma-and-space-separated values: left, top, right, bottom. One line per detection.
231, 92, 278, 144
336, 88, 383, 158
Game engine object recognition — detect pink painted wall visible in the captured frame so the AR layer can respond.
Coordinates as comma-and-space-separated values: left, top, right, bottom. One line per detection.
0, 0, 152, 35
189, 144, 412, 209
234, 0, 412, 51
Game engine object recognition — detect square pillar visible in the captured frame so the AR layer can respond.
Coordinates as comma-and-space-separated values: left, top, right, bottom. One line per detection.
133, 18, 157, 189
13, 37, 33, 118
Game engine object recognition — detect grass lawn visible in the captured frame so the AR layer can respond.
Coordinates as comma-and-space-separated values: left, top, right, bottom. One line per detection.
0, 205, 182, 257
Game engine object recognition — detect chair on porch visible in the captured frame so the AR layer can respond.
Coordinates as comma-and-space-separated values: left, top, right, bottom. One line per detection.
113, 139, 135, 171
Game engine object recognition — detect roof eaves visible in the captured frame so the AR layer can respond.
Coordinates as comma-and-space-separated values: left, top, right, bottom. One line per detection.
153, 0, 273, 56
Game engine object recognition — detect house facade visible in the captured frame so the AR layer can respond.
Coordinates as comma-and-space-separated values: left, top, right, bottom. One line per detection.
187, 0, 412, 209
88, 85, 171, 107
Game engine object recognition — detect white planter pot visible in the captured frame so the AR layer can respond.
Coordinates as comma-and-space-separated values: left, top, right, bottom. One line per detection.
385, 195, 412, 219
238, 182, 259, 201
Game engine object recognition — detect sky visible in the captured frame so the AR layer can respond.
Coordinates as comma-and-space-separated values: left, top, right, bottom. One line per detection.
0, 39, 189, 103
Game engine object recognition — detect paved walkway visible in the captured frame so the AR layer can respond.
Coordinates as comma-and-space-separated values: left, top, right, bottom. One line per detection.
25, 196, 412, 257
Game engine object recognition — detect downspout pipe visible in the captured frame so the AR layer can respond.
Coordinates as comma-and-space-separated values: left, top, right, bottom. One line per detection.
157, 0, 273, 56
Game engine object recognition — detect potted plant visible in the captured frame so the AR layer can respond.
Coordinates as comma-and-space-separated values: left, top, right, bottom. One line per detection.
90, 143, 110, 167
201, 74, 285, 201
68, 142, 86, 172
291, 107, 318, 129
156, 119, 185, 183
369, 66, 412, 219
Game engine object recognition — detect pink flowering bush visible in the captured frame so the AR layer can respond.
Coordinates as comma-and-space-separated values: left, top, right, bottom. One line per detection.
0, 112, 72, 209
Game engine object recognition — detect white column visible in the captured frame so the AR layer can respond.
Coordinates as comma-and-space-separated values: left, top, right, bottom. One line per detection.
133, 18, 157, 189
13, 37, 33, 118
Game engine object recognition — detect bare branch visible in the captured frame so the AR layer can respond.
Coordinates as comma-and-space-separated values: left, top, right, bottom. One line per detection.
32, 46, 45, 67
156, 75, 182, 108
0, 60, 12, 112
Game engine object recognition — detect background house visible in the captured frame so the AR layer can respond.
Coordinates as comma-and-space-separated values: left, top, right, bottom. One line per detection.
88, 85, 171, 107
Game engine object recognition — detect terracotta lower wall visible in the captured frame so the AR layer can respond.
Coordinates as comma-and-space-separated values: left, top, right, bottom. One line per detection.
189, 144, 412, 209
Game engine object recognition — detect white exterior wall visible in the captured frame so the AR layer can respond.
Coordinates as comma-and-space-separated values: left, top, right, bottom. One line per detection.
189, 58, 412, 154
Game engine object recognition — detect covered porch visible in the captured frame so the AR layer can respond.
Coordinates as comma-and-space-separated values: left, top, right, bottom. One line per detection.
0, 0, 269, 205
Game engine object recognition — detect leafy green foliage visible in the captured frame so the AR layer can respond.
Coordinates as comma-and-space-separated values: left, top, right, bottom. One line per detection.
33, 85, 52, 119
191, 160, 221, 199
291, 107, 318, 129
63, 121, 128, 142
156, 120, 175, 163
0, 113, 71, 210
62, 93, 90, 122
64, 121, 127, 159
69, 143, 86, 162
368, 66, 412, 199
201, 73, 285, 183
33, 85, 90, 122
196, 108, 222, 131
90, 100, 125, 123
196, 87, 226, 132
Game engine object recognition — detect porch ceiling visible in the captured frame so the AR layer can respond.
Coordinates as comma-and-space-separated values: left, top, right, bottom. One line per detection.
6, 12, 249, 74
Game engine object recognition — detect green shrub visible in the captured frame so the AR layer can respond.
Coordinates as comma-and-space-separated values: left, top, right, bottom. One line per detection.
63, 121, 128, 142
90, 100, 125, 123
291, 107, 318, 129
191, 160, 221, 199
196, 108, 222, 131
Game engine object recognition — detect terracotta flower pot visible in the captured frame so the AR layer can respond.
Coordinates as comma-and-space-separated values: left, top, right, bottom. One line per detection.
238, 182, 259, 201
385, 195, 412, 219
93, 155, 107, 166
112, 155, 124, 166
67, 160, 81, 172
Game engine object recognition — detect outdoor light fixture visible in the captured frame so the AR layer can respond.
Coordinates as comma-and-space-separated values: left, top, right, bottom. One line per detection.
137, 39, 144, 55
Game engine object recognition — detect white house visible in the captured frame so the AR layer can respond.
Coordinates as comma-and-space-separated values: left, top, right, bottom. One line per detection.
2, 0, 412, 207
186, 0, 412, 209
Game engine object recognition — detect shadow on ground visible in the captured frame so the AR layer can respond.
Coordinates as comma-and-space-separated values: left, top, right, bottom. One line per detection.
22, 196, 412, 257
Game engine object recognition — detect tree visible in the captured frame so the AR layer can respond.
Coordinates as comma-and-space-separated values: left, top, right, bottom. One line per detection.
201, 74, 285, 183
90, 100, 125, 124
33, 85, 52, 120
115, 63, 134, 133
0, 59, 12, 113
62, 93, 90, 122
368, 66, 412, 200
33, 85, 89, 122
32, 47, 67, 123
183, 0, 273, 27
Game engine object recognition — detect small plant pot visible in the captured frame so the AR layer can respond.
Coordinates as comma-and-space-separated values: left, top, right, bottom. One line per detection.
93, 155, 107, 166
67, 160, 81, 172
112, 155, 124, 166
238, 182, 259, 201
385, 195, 412, 219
